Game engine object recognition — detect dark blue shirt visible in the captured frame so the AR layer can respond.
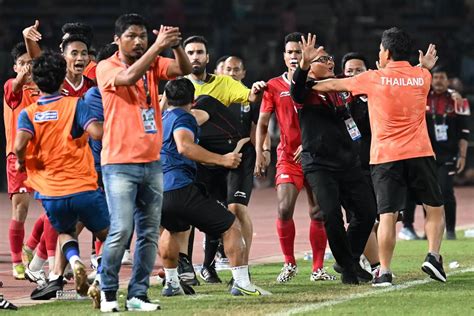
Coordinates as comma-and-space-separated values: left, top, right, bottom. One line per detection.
17, 93, 98, 199
82, 87, 104, 172
161, 107, 199, 192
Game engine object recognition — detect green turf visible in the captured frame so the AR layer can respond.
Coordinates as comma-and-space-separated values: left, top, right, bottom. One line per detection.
8, 231, 474, 315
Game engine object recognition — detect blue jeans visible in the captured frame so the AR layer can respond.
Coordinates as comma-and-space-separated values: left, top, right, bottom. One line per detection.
100, 161, 163, 298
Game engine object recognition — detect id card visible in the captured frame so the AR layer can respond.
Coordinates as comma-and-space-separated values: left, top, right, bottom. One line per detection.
141, 108, 157, 134
345, 117, 361, 141
434, 124, 448, 142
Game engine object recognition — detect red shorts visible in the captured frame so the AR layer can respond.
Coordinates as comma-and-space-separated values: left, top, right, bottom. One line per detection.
6, 154, 32, 199
275, 160, 305, 191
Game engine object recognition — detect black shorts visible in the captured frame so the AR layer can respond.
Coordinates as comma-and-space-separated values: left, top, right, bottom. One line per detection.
371, 156, 443, 214
196, 143, 255, 206
161, 183, 236, 237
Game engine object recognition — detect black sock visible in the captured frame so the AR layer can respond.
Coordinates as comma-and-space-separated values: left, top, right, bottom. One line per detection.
371, 262, 380, 270
203, 234, 220, 268
187, 227, 195, 259
104, 291, 116, 302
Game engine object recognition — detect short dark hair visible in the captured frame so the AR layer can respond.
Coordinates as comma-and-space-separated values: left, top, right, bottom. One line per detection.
97, 43, 118, 62
341, 52, 368, 72
381, 27, 412, 61
431, 65, 448, 76
11, 42, 27, 63
164, 78, 195, 106
61, 34, 90, 52
284, 32, 304, 45
115, 13, 148, 37
61, 22, 93, 42
225, 55, 246, 70
215, 55, 229, 66
183, 36, 208, 53
32, 51, 66, 94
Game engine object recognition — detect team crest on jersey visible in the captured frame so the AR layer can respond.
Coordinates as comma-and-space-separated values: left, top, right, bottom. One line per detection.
242, 104, 251, 113
34, 111, 58, 122
280, 91, 291, 97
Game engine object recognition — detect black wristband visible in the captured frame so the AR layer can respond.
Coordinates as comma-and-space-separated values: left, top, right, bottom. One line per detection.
171, 42, 181, 49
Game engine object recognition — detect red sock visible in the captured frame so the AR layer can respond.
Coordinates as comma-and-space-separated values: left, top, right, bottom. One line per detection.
276, 219, 296, 265
26, 213, 46, 250
310, 219, 327, 271
43, 218, 58, 257
95, 241, 103, 255
37, 236, 48, 260
9, 219, 25, 264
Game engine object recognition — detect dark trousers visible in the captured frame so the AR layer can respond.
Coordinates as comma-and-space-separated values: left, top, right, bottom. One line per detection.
305, 167, 376, 270
402, 162, 456, 232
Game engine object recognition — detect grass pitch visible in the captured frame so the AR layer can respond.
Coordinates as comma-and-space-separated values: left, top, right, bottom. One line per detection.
9, 230, 474, 315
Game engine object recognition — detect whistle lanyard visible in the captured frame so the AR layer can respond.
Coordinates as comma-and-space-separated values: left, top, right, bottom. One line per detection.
142, 74, 152, 108
430, 94, 449, 125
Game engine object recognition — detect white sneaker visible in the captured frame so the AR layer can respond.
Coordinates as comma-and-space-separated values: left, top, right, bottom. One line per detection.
25, 268, 47, 285
121, 250, 133, 265
276, 263, 298, 283
126, 297, 160, 311
100, 291, 119, 313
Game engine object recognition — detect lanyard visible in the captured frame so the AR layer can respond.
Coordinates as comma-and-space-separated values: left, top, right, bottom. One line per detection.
142, 74, 152, 107
429, 93, 449, 124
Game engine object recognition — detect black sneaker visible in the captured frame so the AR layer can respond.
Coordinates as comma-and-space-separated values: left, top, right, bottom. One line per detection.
355, 264, 373, 283
31, 276, 64, 300
372, 272, 393, 287
0, 295, 17, 310
199, 266, 222, 283
446, 231, 456, 240
341, 270, 359, 285
333, 262, 343, 274
421, 253, 447, 282
178, 255, 200, 286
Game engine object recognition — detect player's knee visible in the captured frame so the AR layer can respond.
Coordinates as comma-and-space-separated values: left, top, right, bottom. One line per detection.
277, 201, 294, 220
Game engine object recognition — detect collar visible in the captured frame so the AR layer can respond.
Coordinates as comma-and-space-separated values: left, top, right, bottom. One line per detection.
384, 61, 412, 68
65, 75, 84, 91
37, 92, 62, 105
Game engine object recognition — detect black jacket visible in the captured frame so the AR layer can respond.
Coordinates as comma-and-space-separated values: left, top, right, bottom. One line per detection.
290, 67, 361, 172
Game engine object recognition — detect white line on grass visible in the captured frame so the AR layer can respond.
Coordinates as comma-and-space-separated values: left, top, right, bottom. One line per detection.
270, 267, 474, 316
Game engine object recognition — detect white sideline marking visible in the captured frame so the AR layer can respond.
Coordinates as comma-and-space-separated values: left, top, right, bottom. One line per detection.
270, 267, 474, 316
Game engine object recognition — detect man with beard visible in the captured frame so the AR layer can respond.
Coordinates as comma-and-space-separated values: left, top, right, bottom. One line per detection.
290, 34, 376, 285
168, 36, 265, 285
96, 14, 191, 312
255, 33, 335, 283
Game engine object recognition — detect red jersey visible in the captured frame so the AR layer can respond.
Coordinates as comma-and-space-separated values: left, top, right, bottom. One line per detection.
261, 73, 301, 162
62, 75, 95, 97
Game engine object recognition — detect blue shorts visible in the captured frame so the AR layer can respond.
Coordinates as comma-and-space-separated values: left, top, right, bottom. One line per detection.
41, 189, 110, 234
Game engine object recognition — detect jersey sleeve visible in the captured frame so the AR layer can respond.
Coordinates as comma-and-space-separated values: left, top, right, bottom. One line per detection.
153, 56, 174, 81
344, 70, 374, 96
250, 102, 261, 124
173, 112, 198, 137
83, 87, 104, 121
225, 76, 250, 105
75, 98, 99, 131
17, 110, 34, 136
96, 59, 124, 93
4, 79, 23, 109
260, 86, 275, 113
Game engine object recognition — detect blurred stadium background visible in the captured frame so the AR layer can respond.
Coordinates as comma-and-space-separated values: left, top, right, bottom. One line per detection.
1, 0, 474, 190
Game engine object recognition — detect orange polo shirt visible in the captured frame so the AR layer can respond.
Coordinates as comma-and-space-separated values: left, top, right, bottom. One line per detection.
97, 52, 173, 165
345, 61, 434, 164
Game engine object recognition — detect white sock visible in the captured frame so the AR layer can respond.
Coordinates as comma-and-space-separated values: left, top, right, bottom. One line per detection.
29, 255, 46, 272
48, 256, 55, 270
68, 255, 81, 267
164, 268, 180, 287
49, 272, 60, 281
231, 265, 251, 288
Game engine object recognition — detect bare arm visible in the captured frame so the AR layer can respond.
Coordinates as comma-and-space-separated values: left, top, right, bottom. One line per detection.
190, 109, 210, 126
457, 139, 468, 173
22, 20, 42, 59
11, 65, 31, 94
311, 77, 354, 93
14, 131, 33, 172
174, 129, 241, 169
114, 26, 181, 86
166, 46, 192, 77
86, 121, 103, 140
254, 111, 272, 177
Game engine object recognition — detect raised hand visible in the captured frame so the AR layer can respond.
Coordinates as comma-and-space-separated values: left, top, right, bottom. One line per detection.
152, 25, 181, 51
419, 44, 438, 70
251, 81, 267, 95
23, 20, 42, 42
299, 33, 325, 70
